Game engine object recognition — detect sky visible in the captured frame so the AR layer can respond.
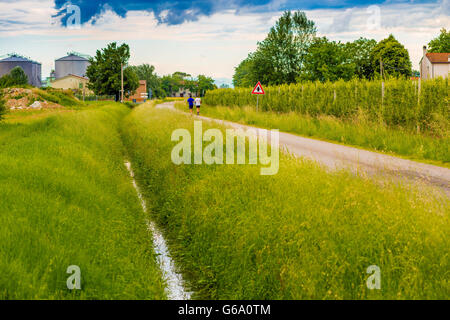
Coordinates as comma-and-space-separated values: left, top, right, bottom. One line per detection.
0, 0, 449, 85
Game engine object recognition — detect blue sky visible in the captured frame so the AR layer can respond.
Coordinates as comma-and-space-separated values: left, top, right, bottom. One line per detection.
0, 0, 449, 84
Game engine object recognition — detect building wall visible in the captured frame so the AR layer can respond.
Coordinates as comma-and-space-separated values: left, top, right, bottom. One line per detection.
55, 60, 90, 79
420, 57, 432, 80
173, 87, 196, 97
126, 80, 147, 102
433, 63, 449, 79
0, 61, 42, 87
50, 76, 92, 93
420, 57, 449, 80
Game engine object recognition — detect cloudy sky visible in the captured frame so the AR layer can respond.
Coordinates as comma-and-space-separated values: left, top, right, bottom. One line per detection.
0, 0, 448, 84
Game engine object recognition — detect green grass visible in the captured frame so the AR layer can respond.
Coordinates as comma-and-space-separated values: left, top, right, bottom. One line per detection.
122, 104, 449, 300
34, 88, 84, 108
175, 102, 449, 166
0, 103, 166, 299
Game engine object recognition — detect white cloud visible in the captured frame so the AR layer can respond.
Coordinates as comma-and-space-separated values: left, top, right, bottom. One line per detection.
0, 0, 448, 78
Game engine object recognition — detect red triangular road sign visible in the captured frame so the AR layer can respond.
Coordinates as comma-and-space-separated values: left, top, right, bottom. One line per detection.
252, 81, 265, 95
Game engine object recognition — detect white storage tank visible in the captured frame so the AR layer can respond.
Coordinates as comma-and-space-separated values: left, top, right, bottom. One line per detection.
55, 53, 90, 80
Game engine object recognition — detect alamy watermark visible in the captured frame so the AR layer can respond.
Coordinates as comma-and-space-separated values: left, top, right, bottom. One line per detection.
66, 265, 81, 290
171, 121, 280, 175
52, 3, 81, 29
366, 265, 381, 290
366, 5, 381, 31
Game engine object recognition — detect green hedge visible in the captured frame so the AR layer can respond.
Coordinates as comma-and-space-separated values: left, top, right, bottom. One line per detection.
204, 78, 449, 131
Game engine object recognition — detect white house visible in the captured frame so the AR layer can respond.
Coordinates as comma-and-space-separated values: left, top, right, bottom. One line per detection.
420, 46, 450, 80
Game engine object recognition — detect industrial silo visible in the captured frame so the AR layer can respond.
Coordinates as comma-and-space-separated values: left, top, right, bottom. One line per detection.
55, 53, 90, 79
0, 54, 42, 87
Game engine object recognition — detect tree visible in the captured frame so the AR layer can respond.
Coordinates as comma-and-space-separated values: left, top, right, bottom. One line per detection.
197, 75, 216, 96
86, 42, 139, 101
233, 54, 257, 87
130, 64, 165, 98
344, 38, 377, 79
300, 37, 356, 82
370, 35, 412, 78
233, 11, 316, 86
428, 28, 450, 53
10, 66, 28, 86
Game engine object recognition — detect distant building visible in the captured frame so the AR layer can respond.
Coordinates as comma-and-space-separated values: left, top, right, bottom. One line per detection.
0, 54, 42, 87
126, 80, 147, 103
55, 53, 90, 80
420, 46, 450, 80
172, 87, 197, 98
50, 74, 92, 94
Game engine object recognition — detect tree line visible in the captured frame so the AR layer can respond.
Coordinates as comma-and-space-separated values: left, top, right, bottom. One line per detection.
233, 11, 449, 87
86, 42, 216, 101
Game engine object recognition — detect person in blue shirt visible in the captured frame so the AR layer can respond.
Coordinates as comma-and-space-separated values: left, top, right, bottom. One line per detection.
187, 94, 195, 115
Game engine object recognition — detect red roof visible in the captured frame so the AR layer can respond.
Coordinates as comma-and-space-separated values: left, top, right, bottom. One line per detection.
426, 53, 450, 63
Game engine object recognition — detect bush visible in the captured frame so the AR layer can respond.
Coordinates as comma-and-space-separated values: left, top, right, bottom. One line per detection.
10, 66, 28, 86
0, 75, 15, 89
0, 91, 6, 120
123, 101, 138, 108
34, 88, 83, 107
0, 66, 29, 88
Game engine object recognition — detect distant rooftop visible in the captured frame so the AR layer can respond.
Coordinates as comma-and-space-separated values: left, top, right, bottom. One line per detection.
56, 52, 90, 61
0, 53, 41, 64
426, 53, 450, 63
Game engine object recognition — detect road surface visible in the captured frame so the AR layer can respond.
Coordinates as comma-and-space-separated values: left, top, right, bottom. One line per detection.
156, 102, 450, 196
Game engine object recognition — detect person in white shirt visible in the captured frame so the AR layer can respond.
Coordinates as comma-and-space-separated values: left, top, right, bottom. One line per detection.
194, 97, 201, 115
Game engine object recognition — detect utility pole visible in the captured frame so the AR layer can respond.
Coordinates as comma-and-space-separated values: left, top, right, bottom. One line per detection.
121, 62, 124, 103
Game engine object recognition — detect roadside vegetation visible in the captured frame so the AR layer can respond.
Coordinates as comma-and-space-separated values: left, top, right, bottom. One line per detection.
122, 104, 449, 299
175, 103, 449, 166
0, 104, 166, 299
197, 77, 449, 164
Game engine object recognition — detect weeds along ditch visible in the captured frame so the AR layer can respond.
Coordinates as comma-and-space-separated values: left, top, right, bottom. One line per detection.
0, 104, 166, 299
121, 104, 449, 299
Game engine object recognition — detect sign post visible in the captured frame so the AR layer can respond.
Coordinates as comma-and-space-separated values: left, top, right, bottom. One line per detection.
141, 92, 149, 102
251, 81, 265, 112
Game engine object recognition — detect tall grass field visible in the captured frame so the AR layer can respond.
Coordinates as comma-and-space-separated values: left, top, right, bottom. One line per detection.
0, 104, 166, 299
122, 104, 449, 300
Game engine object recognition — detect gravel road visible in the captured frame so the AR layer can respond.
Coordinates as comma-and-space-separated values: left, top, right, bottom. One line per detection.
156, 102, 450, 196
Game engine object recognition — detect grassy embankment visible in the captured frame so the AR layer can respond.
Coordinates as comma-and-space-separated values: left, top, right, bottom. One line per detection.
0, 103, 166, 299
122, 104, 450, 300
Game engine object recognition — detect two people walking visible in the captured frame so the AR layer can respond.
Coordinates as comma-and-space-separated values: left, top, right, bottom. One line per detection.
187, 94, 201, 115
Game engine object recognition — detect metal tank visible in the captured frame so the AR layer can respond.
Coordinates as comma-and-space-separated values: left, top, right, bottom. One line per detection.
54, 53, 90, 79
0, 54, 42, 87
